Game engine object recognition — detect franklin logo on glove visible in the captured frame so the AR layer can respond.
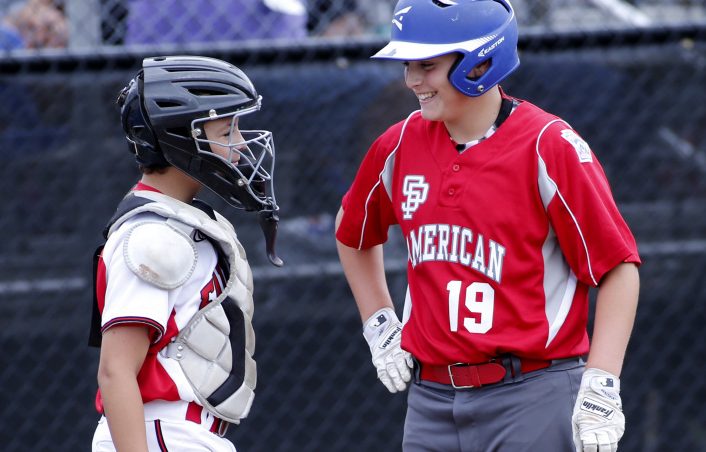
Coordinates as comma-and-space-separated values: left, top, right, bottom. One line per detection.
362, 307, 413, 393
380, 326, 401, 349
580, 398, 615, 419
572, 368, 625, 452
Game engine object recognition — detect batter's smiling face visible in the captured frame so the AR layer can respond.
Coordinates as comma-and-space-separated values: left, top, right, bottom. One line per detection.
404, 53, 468, 123
203, 116, 244, 164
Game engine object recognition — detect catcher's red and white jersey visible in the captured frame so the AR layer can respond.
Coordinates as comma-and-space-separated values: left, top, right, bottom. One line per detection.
94, 187, 227, 416
337, 98, 640, 366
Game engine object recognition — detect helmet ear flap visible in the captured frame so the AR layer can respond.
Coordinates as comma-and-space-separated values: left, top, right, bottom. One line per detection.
118, 74, 169, 168
449, 54, 493, 96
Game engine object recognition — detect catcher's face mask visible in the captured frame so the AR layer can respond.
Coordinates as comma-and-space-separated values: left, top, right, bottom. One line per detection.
191, 102, 282, 267
193, 101, 277, 215
136, 56, 283, 266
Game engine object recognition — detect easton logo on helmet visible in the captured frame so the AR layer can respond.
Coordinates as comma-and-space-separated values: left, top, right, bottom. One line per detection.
392, 6, 412, 31
478, 36, 505, 57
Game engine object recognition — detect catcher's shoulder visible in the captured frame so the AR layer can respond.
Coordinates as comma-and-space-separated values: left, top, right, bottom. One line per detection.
113, 214, 199, 289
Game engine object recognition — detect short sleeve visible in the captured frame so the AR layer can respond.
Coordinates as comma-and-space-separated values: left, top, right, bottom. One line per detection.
100, 222, 170, 342
539, 123, 640, 286
336, 134, 398, 249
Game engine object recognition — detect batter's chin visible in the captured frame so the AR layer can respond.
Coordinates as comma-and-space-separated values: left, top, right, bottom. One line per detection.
419, 108, 442, 122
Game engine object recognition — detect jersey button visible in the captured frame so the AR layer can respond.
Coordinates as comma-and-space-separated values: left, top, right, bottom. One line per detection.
448, 188, 455, 195
452, 164, 460, 172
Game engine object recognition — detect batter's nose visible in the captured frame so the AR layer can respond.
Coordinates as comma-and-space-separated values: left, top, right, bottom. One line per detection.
404, 65, 423, 87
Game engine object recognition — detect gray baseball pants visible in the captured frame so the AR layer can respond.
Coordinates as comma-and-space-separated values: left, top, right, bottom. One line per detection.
403, 357, 584, 452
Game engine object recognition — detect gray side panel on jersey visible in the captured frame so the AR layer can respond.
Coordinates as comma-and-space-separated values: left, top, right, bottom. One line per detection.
380, 110, 418, 200
537, 151, 556, 210
541, 226, 577, 347
537, 132, 577, 347
381, 152, 396, 200
402, 285, 412, 326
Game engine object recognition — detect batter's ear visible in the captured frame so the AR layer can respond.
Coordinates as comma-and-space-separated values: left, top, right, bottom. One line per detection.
468, 60, 492, 81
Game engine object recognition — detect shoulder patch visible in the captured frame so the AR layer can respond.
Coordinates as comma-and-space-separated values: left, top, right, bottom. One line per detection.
561, 129, 593, 163
123, 221, 198, 289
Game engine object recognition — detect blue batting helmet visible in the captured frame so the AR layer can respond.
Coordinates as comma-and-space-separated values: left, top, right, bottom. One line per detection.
372, 0, 519, 97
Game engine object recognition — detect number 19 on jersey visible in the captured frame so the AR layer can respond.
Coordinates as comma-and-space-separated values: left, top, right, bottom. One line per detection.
447, 281, 495, 334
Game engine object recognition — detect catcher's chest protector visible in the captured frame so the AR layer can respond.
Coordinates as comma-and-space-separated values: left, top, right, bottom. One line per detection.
91, 190, 256, 423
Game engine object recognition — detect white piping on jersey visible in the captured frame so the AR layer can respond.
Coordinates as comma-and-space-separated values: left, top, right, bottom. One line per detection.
381, 147, 397, 200
536, 119, 596, 347
536, 119, 598, 286
357, 110, 420, 250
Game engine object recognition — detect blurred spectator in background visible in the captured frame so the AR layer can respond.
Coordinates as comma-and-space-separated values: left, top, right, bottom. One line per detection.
122, 0, 306, 45
0, 0, 67, 50
307, 0, 366, 37
526, 0, 551, 25
306, 0, 398, 37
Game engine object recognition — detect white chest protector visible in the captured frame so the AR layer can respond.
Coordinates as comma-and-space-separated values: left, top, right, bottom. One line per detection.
103, 190, 256, 423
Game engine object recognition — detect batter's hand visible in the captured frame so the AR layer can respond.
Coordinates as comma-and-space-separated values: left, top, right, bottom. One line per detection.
572, 368, 625, 452
362, 307, 413, 393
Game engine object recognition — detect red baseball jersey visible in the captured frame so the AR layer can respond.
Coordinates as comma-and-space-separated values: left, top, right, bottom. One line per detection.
336, 98, 640, 366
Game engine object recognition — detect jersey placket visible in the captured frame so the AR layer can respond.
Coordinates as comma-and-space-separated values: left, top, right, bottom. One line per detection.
438, 159, 465, 208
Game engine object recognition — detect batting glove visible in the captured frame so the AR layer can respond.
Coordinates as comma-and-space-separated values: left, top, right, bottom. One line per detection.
363, 307, 413, 393
572, 368, 625, 452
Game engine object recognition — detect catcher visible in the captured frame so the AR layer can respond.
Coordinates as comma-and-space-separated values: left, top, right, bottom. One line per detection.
89, 55, 282, 451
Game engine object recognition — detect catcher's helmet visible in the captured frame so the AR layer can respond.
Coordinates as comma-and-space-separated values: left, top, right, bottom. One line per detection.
372, 0, 519, 97
118, 56, 282, 266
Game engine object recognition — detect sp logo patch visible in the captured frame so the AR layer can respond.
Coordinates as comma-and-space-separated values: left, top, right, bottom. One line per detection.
401, 175, 429, 220
561, 129, 593, 163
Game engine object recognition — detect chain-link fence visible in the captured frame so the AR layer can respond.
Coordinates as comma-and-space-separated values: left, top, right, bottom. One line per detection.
1, 1, 706, 451
2, 0, 706, 52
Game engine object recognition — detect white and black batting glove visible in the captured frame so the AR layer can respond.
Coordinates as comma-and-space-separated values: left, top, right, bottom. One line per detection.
572, 368, 625, 452
363, 307, 413, 393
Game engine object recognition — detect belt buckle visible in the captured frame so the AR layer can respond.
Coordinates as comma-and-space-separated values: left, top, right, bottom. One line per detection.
448, 363, 474, 389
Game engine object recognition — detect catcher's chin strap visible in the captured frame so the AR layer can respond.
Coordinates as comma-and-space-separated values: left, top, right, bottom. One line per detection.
259, 210, 283, 267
